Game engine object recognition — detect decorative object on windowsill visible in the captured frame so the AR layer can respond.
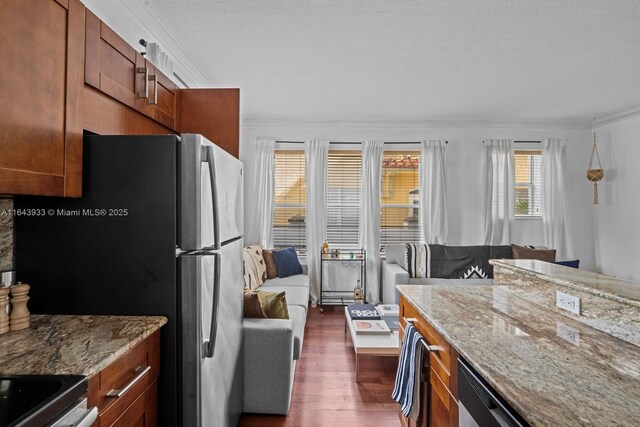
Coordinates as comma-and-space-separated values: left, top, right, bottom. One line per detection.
587, 117, 604, 205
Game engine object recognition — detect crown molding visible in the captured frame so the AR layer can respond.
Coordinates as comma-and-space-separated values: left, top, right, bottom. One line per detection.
594, 105, 640, 128
242, 118, 592, 130
120, 0, 214, 87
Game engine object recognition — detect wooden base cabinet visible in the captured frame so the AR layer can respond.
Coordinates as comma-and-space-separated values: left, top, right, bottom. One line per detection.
0, 0, 85, 197
88, 331, 161, 427
399, 295, 459, 427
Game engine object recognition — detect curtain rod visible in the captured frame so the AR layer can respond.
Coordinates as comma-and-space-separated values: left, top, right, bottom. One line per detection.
274, 140, 447, 145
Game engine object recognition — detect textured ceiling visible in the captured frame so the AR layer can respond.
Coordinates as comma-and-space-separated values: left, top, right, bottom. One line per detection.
140, 0, 640, 123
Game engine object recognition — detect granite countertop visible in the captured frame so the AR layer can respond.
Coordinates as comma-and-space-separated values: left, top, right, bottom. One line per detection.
0, 315, 167, 376
491, 259, 640, 307
397, 284, 640, 427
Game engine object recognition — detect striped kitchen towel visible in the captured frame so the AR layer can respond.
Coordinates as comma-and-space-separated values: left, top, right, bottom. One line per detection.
392, 323, 426, 419
405, 243, 431, 278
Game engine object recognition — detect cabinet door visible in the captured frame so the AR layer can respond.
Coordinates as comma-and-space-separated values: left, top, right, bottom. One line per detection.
0, 0, 84, 196
145, 63, 177, 130
85, 10, 147, 114
430, 368, 458, 427
177, 89, 240, 158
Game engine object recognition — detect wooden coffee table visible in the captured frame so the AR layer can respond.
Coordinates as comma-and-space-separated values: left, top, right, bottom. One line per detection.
344, 306, 399, 382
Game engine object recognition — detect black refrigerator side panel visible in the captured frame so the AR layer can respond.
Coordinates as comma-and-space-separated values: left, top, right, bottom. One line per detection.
14, 135, 179, 427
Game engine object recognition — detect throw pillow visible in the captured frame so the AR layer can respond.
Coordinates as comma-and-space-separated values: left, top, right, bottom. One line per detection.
243, 245, 267, 287
511, 244, 557, 263
242, 250, 260, 290
255, 290, 289, 319
556, 260, 580, 269
262, 249, 279, 279
404, 243, 431, 278
272, 247, 303, 278
243, 290, 267, 318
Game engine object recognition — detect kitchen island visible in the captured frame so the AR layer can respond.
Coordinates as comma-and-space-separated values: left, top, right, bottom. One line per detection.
0, 314, 167, 426
397, 263, 640, 427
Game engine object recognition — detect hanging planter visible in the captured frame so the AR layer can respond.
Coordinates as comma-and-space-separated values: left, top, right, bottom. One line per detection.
587, 127, 604, 204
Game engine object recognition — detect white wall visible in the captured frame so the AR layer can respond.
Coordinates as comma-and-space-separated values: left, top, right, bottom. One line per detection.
240, 121, 596, 270
593, 113, 640, 282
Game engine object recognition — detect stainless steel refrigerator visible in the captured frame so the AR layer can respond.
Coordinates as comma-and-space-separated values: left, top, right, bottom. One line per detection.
14, 134, 244, 427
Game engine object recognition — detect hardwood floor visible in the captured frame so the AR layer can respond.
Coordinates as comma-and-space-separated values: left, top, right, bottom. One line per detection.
238, 306, 401, 427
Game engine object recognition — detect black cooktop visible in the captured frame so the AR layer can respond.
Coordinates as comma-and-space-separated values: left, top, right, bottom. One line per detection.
0, 375, 87, 427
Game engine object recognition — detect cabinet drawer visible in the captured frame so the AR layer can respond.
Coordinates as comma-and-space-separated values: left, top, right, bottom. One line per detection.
88, 331, 160, 425
108, 383, 148, 427
400, 297, 451, 371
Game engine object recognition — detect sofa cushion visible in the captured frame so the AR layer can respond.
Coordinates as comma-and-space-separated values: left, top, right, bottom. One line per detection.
512, 244, 556, 263
262, 249, 279, 279
386, 244, 408, 269
243, 290, 267, 318
288, 305, 306, 360
256, 290, 289, 319
273, 247, 303, 278
258, 285, 309, 311
262, 274, 310, 289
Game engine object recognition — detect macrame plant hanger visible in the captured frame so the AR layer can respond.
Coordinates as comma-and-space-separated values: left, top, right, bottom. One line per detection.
587, 117, 604, 204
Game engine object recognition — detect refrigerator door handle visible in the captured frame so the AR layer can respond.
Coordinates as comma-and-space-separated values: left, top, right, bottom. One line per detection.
202, 145, 221, 250
202, 251, 221, 358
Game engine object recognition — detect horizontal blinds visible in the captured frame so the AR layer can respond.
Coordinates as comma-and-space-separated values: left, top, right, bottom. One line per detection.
380, 150, 421, 249
273, 150, 307, 250
514, 149, 543, 217
327, 150, 361, 248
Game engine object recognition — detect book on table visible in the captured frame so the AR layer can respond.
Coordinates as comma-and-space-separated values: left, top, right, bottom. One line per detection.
381, 315, 400, 331
352, 319, 391, 334
376, 304, 399, 316
347, 304, 381, 320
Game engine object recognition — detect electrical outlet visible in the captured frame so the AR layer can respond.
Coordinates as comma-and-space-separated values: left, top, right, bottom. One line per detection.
556, 290, 581, 315
557, 321, 580, 346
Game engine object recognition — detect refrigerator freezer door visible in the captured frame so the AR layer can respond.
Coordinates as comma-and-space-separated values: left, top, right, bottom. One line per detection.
180, 134, 243, 250
179, 239, 243, 427
209, 141, 244, 245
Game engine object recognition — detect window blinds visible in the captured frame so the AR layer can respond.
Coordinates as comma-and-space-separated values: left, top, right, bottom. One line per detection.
326, 150, 362, 248
514, 150, 543, 217
380, 150, 421, 249
273, 150, 307, 250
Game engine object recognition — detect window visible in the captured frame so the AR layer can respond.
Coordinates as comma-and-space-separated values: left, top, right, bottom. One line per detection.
380, 151, 421, 250
273, 150, 306, 251
327, 150, 362, 248
514, 150, 542, 217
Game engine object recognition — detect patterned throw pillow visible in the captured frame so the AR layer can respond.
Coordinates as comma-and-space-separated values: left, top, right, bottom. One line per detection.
404, 244, 431, 278
243, 245, 267, 288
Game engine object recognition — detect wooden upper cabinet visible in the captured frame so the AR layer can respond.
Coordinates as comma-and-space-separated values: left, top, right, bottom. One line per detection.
145, 62, 177, 130
0, 0, 85, 197
85, 11, 147, 115
85, 12, 177, 131
177, 89, 240, 158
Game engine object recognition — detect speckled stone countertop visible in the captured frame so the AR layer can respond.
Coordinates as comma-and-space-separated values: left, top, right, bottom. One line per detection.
397, 284, 640, 427
0, 315, 167, 376
491, 259, 640, 307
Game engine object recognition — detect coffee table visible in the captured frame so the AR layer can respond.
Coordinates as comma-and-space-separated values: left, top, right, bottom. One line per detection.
344, 306, 399, 382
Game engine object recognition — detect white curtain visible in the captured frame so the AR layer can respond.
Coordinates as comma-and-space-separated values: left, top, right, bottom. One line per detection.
420, 140, 448, 244
482, 139, 515, 245
359, 140, 384, 304
305, 140, 329, 303
249, 138, 275, 247
542, 138, 570, 259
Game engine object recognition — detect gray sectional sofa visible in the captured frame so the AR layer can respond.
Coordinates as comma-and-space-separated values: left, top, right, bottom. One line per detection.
243, 271, 309, 415
382, 244, 513, 303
